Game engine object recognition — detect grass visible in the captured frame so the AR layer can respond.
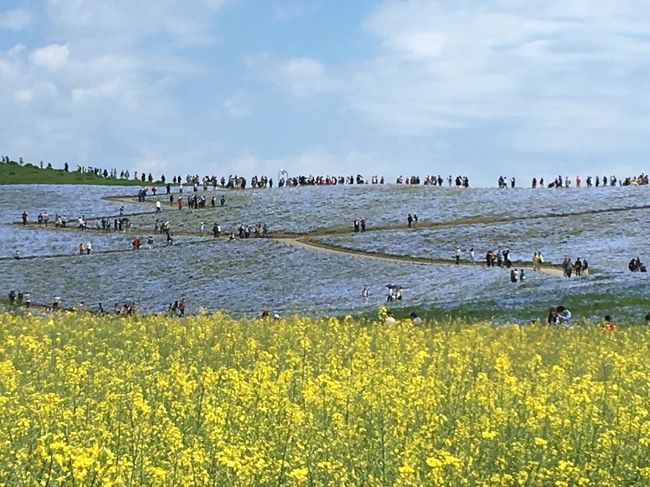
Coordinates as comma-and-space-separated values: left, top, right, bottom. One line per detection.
0, 160, 150, 186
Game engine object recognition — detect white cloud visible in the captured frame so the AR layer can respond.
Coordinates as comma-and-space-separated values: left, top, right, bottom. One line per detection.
202, 0, 231, 10
3, 0, 649, 184
46, 0, 232, 46
0, 1, 232, 173
30, 44, 69, 70
272, 2, 318, 21
231, 0, 650, 181
229, 148, 377, 179
0, 8, 31, 31
14, 89, 34, 102
224, 95, 251, 118
386, 31, 445, 59
349, 0, 650, 154
279, 58, 326, 97
249, 55, 341, 99
7, 44, 26, 57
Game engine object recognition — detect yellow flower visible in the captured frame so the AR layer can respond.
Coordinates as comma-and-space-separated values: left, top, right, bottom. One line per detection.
481, 430, 497, 439
287, 467, 309, 482
426, 456, 444, 469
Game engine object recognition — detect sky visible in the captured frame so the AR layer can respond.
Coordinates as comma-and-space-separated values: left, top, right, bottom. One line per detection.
1, 0, 649, 187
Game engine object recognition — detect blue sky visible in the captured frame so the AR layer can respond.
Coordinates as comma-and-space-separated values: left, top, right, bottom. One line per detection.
1, 0, 649, 187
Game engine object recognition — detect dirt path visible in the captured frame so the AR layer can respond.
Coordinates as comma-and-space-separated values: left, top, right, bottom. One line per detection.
7, 189, 601, 279
272, 237, 566, 278
104, 194, 650, 238
6, 218, 568, 278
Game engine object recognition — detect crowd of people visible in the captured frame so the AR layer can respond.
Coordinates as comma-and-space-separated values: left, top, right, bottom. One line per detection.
150, 173, 475, 189
20, 210, 134, 234
4, 290, 138, 315
172, 174, 253, 190
498, 173, 649, 189
530, 173, 649, 189
6, 284, 650, 329
236, 223, 269, 238
396, 175, 470, 187
166, 173, 471, 188
561, 257, 588, 277
282, 175, 350, 186
3, 155, 157, 182
7, 290, 31, 308
7, 155, 650, 192
484, 249, 514, 268
9, 163, 650, 323
136, 171, 648, 191
97, 216, 131, 233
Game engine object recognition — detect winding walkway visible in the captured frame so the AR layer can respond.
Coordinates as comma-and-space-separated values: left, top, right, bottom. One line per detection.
272, 237, 566, 277
9, 189, 643, 278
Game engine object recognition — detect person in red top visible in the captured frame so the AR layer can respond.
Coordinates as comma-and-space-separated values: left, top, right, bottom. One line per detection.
602, 315, 616, 332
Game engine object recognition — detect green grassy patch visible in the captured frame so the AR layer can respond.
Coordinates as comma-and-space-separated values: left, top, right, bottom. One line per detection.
0, 160, 151, 186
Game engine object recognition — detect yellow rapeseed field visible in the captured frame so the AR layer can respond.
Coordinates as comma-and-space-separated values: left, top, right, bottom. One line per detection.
1, 310, 649, 485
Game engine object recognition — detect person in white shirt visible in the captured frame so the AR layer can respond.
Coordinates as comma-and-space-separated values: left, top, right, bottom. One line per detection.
557, 306, 572, 326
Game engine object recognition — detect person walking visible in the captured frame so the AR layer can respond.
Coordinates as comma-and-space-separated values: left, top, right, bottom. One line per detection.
178, 297, 186, 317
532, 252, 540, 271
